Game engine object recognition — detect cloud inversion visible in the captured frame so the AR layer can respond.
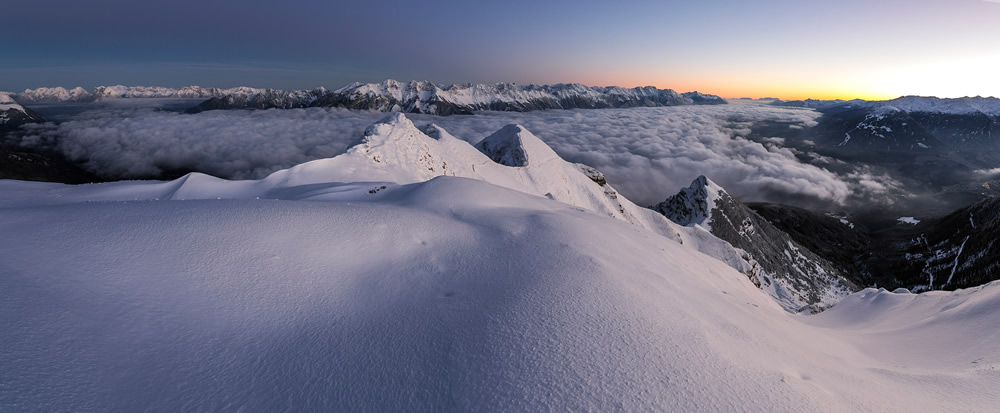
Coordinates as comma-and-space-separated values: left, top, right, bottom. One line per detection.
22, 102, 890, 207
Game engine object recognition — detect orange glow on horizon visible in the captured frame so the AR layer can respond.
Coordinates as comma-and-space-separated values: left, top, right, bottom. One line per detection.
616, 79, 895, 102
564, 73, 896, 101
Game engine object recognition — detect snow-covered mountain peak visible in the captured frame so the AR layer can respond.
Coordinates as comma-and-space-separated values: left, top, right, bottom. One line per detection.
359, 112, 417, 139
0, 93, 18, 107
652, 175, 725, 228
860, 95, 1000, 116
0, 94, 44, 130
422, 123, 459, 141
347, 113, 434, 158
475, 124, 530, 167
475, 124, 560, 167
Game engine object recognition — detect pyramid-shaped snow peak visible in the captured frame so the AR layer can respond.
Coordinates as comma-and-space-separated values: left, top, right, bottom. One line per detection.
475, 124, 559, 167
0, 93, 22, 109
1, 94, 45, 129
354, 112, 422, 147
422, 123, 460, 141
652, 175, 726, 228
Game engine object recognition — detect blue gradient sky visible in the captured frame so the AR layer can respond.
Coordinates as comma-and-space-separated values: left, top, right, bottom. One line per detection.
2, 0, 999, 99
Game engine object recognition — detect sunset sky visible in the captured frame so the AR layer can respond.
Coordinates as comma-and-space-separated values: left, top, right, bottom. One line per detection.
2, 0, 998, 100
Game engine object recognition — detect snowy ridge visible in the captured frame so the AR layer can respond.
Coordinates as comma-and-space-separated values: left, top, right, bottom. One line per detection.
652, 176, 857, 311
774, 96, 1000, 115
13, 85, 279, 103
860, 96, 1000, 116
0, 113, 771, 310
188, 79, 727, 114
651, 175, 723, 230
0, 94, 25, 112
0, 94, 45, 130
475, 124, 535, 167
321, 80, 728, 113
14, 86, 93, 102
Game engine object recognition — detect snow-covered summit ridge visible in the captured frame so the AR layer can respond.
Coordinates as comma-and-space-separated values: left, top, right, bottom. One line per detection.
264, 112, 668, 233
651, 175, 724, 229
0, 112, 786, 311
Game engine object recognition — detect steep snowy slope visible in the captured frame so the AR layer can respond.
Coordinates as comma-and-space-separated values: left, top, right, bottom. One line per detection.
0, 94, 45, 132
261, 113, 676, 235
1, 177, 997, 411
653, 176, 857, 311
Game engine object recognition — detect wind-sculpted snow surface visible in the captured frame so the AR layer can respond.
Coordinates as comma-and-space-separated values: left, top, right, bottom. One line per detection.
1, 175, 998, 411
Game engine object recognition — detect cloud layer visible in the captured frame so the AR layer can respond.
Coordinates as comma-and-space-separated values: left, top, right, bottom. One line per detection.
22, 102, 883, 207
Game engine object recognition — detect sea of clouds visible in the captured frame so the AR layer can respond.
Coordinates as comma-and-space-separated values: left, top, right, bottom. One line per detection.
19, 101, 898, 207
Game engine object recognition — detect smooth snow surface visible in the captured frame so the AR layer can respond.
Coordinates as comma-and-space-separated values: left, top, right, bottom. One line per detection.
1, 176, 998, 411
898, 216, 921, 225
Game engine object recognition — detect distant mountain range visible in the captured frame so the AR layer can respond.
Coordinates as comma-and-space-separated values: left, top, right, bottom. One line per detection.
769, 96, 1000, 151
13, 85, 238, 102
187, 80, 728, 114
6, 80, 728, 115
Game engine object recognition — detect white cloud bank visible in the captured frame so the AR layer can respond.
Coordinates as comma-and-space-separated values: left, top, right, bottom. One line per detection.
22, 102, 890, 207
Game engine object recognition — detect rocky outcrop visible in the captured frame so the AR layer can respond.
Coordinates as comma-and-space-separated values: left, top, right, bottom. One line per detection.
653, 176, 858, 311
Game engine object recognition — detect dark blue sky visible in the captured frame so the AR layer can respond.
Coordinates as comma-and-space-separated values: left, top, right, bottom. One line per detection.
3, 0, 999, 98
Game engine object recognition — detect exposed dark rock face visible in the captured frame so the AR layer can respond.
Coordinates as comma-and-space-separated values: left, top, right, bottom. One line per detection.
0, 144, 99, 184
0, 96, 45, 133
750, 198, 1000, 293
475, 125, 530, 167
652, 176, 857, 311
748, 203, 873, 284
